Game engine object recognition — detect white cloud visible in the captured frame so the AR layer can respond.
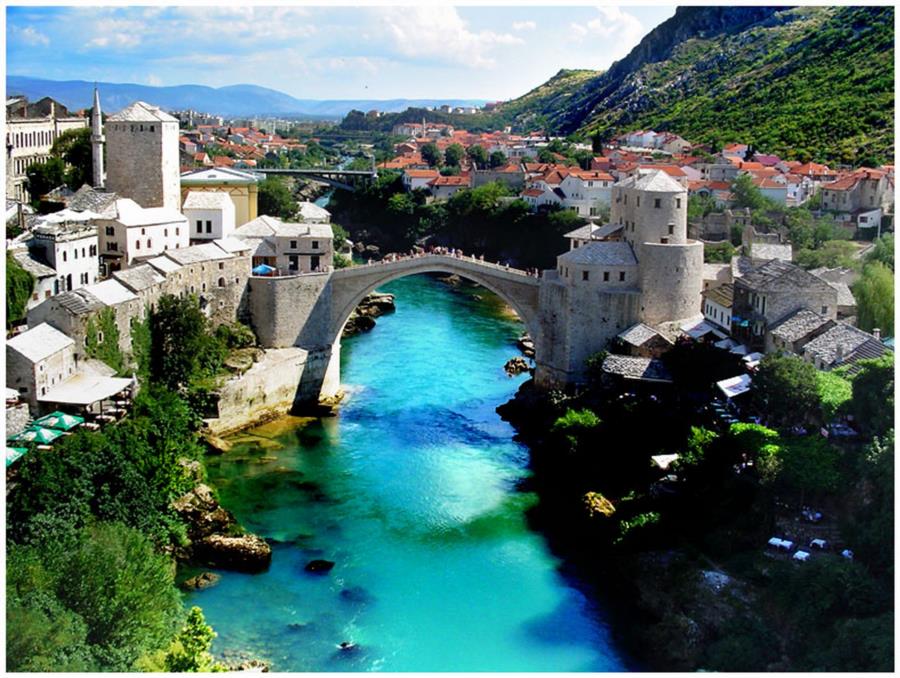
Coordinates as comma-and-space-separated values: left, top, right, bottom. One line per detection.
512, 21, 536, 32
570, 6, 646, 63
371, 6, 523, 69
84, 17, 144, 50
14, 26, 50, 46
146, 74, 163, 86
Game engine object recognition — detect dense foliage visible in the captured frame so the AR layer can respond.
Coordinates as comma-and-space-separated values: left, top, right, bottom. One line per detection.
6, 251, 35, 328
84, 307, 124, 374
750, 353, 821, 431
328, 173, 585, 267
852, 262, 894, 335
258, 176, 298, 220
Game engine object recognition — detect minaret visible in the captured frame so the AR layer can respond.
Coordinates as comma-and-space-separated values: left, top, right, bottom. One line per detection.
91, 85, 105, 188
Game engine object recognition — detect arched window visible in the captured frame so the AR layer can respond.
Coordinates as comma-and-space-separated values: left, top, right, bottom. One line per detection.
218, 277, 225, 287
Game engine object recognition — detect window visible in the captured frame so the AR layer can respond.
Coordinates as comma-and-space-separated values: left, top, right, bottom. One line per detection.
135, 240, 141, 250
636, 197, 640, 207
62, 251, 67, 262
582, 271, 589, 281
96, 331, 104, 344
73, 249, 78, 259
82, 247, 86, 258
312, 240, 319, 249
150, 125, 155, 132
202, 283, 207, 292
32, 292, 38, 301
290, 240, 298, 249
218, 262, 224, 270
147, 239, 152, 248
668, 224, 674, 235
90, 244, 97, 256
676, 198, 682, 208
218, 277, 225, 287
164, 228, 168, 237
206, 220, 212, 234
141, 228, 146, 235
197, 220, 203, 233
107, 241, 118, 251
654, 198, 661, 208
619, 271, 625, 281
821, 306, 828, 314
176, 228, 180, 236
624, 194, 628, 205
603, 271, 610, 282
106, 226, 115, 236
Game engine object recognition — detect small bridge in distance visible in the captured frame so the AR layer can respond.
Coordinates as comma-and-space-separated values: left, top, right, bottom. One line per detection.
254, 165, 378, 192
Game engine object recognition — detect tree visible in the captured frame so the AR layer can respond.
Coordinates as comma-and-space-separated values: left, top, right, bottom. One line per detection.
149, 294, 225, 391
489, 150, 508, 168
466, 144, 488, 167
257, 177, 297, 219
816, 370, 852, 422
552, 408, 601, 452
687, 193, 716, 221
795, 240, 859, 270
848, 354, 893, 437
778, 437, 842, 499
420, 142, 441, 167
852, 262, 894, 335
161, 607, 223, 672
443, 143, 465, 167
50, 127, 93, 189
6, 251, 34, 328
865, 233, 894, 271
536, 148, 556, 164
750, 353, 820, 430
730, 173, 769, 211
25, 156, 67, 207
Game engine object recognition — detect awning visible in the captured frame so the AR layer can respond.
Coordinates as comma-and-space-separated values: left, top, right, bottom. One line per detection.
9, 427, 64, 444
682, 320, 727, 340
715, 338, 738, 350
651, 453, 680, 470
729, 344, 749, 356
33, 411, 85, 431
742, 352, 764, 363
38, 373, 133, 406
6, 447, 28, 467
717, 374, 752, 399
252, 263, 276, 275
5, 387, 20, 400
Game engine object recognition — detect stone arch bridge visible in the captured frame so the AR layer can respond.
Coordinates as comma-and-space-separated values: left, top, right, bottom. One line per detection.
247, 254, 542, 403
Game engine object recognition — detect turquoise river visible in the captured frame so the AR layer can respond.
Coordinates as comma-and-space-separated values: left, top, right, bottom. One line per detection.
186, 274, 629, 671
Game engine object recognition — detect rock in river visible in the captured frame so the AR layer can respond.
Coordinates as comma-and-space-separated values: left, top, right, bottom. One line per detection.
172, 484, 236, 541
194, 534, 272, 573
305, 559, 336, 574
504, 356, 530, 376
181, 571, 222, 590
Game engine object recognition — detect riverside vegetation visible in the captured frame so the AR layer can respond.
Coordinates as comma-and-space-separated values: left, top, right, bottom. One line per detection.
498, 345, 893, 671
6, 294, 265, 672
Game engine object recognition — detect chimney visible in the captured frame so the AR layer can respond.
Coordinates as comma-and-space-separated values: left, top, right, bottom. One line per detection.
873, 328, 881, 341
835, 344, 844, 365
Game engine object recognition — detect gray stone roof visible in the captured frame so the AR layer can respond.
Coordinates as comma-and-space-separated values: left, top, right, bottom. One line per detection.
737, 259, 832, 295
802, 323, 886, 368
601, 355, 673, 382
108, 101, 178, 123
180, 167, 260, 185
113, 264, 165, 293
7, 323, 74, 363
165, 243, 233, 265
564, 223, 598, 240
827, 281, 857, 308
731, 255, 755, 279
617, 323, 669, 347
750, 242, 793, 262
619, 169, 685, 193
558, 241, 637, 267
182, 191, 234, 210
12, 249, 55, 278
53, 288, 105, 315
769, 309, 834, 343
703, 282, 734, 308
68, 185, 119, 215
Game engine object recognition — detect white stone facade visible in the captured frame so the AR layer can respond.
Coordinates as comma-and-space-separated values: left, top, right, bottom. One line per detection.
183, 191, 236, 241
30, 222, 99, 294
95, 198, 189, 271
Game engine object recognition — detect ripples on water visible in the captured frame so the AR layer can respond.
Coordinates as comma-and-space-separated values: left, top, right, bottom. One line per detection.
186, 274, 627, 671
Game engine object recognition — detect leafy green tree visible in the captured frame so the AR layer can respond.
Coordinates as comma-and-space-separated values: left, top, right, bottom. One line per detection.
536, 148, 556, 164
750, 353, 820, 430
730, 173, 770, 211
848, 354, 894, 437
84, 307, 123, 374
843, 431, 894, 574
687, 193, 716, 221
466, 144, 489, 167
795, 240, 859, 270
552, 408, 601, 452
162, 607, 224, 672
816, 370, 852, 422
489, 150, 508, 168
865, 233, 894, 271
149, 294, 225, 391
420, 142, 441, 167
852, 262, 894, 335
704, 241, 736, 263
778, 437, 842, 499
6, 251, 34, 328
258, 177, 297, 219
50, 127, 93, 188
25, 156, 67, 207
443, 143, 465, 167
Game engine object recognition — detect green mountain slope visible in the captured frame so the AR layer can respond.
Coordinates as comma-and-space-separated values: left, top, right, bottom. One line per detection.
495, 6, 894, 165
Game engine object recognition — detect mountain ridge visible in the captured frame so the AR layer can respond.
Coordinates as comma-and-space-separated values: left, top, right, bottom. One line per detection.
5, 75, 488, 119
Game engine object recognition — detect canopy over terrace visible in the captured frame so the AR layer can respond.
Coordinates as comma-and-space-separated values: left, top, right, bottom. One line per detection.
717, 374, 752, 399
37, 373, 134, 409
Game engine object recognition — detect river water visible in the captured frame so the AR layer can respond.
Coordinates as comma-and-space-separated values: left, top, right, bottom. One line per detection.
186, 274, 628, 671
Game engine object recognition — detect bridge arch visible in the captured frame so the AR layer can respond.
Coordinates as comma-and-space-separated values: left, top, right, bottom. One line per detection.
328, 255, 542, 350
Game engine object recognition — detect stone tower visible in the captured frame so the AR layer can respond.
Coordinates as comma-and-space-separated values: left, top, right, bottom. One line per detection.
104, 101, 180, 210
90, 85, 105, 188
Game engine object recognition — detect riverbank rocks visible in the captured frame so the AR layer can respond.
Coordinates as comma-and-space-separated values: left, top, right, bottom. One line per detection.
194, 534, 272, 573
304, 559, 336, 573
181, 571, 221, 590
436, 273, 462, 286
517, 333, 536, 358
343, 292, 396, 337
172, 484, 236, 541
204, 434, 233, 454
504, 356, 530, 376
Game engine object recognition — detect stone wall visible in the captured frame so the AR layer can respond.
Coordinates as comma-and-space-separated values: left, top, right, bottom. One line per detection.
6, 402, 31, 437
638, 241, 704, 326
247, 273, 333, 348
106, 120, 180, 210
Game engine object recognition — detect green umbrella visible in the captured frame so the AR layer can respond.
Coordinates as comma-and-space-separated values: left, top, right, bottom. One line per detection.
33, 411, 85, 431
9, 427, 64, 445
6, 447, 28, 467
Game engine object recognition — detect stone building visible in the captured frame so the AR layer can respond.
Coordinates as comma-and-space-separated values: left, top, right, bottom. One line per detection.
536, 169, 703, 385
5, 96, 88, 202
11, 248, 57, 310
234, 215, 334, 274
731, 259, 838, 351
95, 198, 189, 272
105, 101, 181, 211
29, 220, 99, 294
6, 322, 77, 411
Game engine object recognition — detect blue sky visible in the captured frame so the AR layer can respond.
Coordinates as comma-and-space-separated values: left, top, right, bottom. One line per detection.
7, 5, 677, 100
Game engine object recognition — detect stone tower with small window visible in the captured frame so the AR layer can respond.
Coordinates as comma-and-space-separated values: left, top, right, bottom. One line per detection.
105, 101, 180, 211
